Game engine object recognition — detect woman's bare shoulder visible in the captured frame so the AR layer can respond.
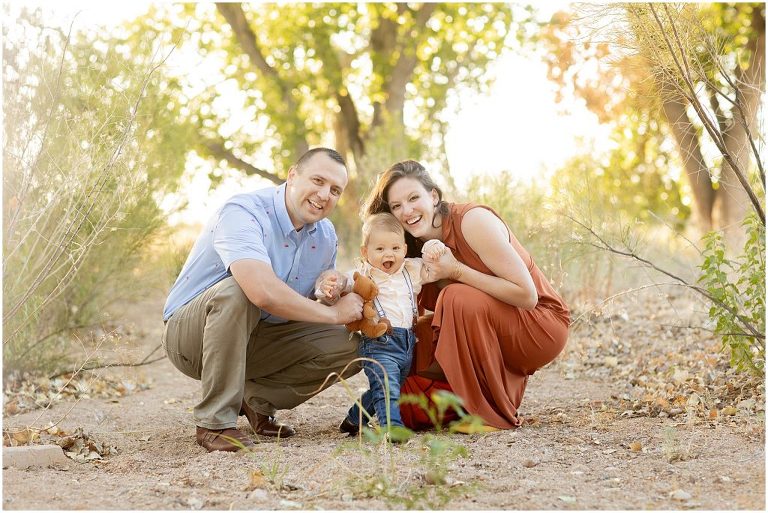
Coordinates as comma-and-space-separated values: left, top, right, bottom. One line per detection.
461, 206, 508, 241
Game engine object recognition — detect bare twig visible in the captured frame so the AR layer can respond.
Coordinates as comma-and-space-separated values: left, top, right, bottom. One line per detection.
646, 4, 764, 224
48, 344, 165, 380
657, 322, 755, 338
566, 214, 764, 340
5, 17, 75, 242
4, 43, 178, 336
570, 282, 681, 326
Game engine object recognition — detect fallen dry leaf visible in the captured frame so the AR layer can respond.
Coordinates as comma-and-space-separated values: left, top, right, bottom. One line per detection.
58, 427, 117, 461
3, 427, 40, 447
629, 441, 642, 452
245, 469, 267, 491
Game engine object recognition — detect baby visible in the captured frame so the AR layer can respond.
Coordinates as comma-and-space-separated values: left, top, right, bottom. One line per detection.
317, 212, 445, 436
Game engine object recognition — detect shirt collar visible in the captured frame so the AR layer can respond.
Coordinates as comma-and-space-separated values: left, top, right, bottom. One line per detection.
273, 183, 318, 237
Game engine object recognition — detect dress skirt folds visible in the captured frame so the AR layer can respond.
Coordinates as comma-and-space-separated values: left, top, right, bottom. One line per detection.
399, 203, 570, 430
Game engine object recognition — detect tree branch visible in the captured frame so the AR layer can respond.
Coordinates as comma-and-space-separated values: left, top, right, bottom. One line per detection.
384, 3, 437, 118
335, 90, 364, 162
649, 4, 764, 225
566, 213, 765, 340
201, 139, 282, 184
48, 344, 166, 380
370, 7, 399, 128
215, 3, 308, 157
215, 3, 281, 86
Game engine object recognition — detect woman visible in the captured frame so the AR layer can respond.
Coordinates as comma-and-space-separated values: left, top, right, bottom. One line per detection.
364, 160, 569, 429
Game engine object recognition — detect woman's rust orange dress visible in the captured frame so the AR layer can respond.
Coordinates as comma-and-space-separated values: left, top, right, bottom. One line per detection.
400, 203, 570, 429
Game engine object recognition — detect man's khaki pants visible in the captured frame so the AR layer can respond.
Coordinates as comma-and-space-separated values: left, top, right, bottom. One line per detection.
162, 277, 361, 430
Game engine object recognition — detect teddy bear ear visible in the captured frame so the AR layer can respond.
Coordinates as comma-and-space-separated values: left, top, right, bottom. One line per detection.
353, 271, 361, 280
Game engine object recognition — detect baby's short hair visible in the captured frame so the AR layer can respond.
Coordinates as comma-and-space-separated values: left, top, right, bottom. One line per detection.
361, 212, 405, 246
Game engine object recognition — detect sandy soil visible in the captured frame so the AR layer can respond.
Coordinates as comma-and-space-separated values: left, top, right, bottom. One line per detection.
2, 290, 765, 510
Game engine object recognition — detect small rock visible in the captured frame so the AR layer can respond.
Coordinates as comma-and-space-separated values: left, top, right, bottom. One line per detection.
279, 500, 303, 509
522, 459, 538, 468
721, 406, 738, 416
670, 489, 692, 501
186, 497, 204, 510
3, 445, 71, 469
604, 356, 618, 367
341, 494, 353, 502
558, 495, 577, 503
248, 489, 268, 500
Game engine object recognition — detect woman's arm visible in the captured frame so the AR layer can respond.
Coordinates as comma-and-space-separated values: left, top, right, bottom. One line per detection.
425, 208, 537, 309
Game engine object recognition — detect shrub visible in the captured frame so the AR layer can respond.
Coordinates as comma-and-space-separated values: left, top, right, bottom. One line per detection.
698, 213, 765, 375
2, 8, 187, 375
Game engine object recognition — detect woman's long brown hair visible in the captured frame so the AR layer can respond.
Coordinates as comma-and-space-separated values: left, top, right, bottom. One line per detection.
363, 160, 450, 257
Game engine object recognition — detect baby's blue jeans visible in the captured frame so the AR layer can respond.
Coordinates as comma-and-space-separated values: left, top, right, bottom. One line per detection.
346, 327, 415, 429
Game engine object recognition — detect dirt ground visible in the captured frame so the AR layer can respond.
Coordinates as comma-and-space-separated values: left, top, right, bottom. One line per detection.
2, 288, 765, 510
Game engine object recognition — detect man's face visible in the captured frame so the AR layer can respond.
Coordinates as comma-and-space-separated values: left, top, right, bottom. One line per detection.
285, 153, 348, 230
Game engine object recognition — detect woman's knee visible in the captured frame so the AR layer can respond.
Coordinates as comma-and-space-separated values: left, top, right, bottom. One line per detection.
439, 283, 490, 316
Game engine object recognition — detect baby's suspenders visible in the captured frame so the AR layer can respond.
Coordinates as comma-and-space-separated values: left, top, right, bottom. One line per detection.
372, 267, 419, 329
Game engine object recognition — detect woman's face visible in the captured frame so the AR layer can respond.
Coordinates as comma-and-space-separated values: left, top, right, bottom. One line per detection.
386, 177, 439, 239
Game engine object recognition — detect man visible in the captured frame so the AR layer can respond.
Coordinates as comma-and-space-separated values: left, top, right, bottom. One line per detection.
162, 148, 364, 452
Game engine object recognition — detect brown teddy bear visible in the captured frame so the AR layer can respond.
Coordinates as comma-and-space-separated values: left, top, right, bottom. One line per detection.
345, 271, 390, 338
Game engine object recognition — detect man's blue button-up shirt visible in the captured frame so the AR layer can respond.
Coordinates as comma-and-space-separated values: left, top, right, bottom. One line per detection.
163, 183, 338, 322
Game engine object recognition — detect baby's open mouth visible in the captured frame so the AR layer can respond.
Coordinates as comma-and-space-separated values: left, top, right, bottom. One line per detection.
382, 261, 393, 270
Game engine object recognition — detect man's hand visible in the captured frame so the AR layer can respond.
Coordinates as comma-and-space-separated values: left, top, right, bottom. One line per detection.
330, 293, 364, 324
314, 270, 349, 305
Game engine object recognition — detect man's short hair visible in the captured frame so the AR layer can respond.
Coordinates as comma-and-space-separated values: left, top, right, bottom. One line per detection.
294, 147, 346, 172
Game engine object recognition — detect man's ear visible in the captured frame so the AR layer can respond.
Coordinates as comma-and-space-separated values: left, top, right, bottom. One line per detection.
287, 165, 298, 184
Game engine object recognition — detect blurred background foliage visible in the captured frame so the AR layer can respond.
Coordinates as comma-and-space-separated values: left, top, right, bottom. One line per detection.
3, 2, 764, 376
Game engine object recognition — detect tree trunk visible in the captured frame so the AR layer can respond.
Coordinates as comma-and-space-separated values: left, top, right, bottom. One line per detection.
659, 88, 715, 230
716, 7, 765, 245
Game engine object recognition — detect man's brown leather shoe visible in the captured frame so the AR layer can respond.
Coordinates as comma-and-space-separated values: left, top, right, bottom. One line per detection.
240, 400, 296, 438
195, 426, 254, 452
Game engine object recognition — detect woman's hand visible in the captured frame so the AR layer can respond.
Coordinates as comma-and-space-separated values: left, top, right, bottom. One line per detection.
423, 246, 464, 282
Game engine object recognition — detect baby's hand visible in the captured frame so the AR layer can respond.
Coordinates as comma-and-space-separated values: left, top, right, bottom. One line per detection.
421, 239, 446, 262
314, 271, 348, 304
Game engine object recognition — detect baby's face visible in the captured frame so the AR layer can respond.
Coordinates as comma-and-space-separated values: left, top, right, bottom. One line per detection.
362, 229, 406, 275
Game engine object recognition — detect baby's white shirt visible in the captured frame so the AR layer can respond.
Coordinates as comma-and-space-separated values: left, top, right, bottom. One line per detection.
360, 259, 425, 329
